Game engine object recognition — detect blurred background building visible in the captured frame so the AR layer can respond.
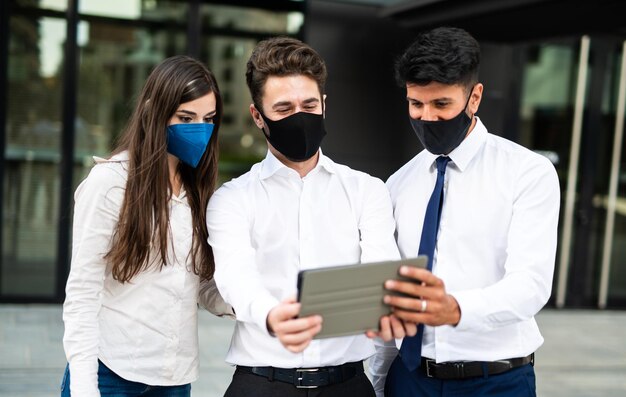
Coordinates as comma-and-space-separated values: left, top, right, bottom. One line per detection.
1, 0, 625, 311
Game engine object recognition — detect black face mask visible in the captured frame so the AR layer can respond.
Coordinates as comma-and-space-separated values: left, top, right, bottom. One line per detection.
260, 111, 327, 162
409, 90, 473, 155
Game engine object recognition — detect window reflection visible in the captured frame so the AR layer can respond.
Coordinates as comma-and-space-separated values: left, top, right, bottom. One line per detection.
76, 21, 187, 166
3, 16, 66, 297
201, 5, 304, 35
18, 0, 68, 11
2, 0, 304, 299
80, 0, 142, 19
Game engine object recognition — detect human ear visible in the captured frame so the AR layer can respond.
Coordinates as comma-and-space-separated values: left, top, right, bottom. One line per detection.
249, 104, 264, 129
469, 83, 483, 114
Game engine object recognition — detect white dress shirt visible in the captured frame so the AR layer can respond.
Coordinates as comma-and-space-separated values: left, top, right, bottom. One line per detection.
63, 152, 230, 397
378, 117, 560, 375
207, 150, 400, 375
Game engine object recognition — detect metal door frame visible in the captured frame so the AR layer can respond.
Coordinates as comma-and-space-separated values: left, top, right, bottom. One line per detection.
598, 40, 626, 308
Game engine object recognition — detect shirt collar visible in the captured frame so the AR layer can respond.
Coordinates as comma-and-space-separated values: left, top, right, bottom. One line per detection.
93, 150, 188, 201
93, 150, 129, 164
259, 149, 335, 180
447, 116, 487, 172
316, 150, 336, 175
422, 116, 487, 173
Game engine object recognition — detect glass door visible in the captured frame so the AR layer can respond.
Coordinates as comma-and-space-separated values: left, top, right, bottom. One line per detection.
2, 14, 67, 298
516, 35, 626, 308
598, 39, 626, 308
515, 37, 580, 307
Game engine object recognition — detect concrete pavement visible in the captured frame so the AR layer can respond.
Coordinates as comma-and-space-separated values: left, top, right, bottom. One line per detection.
0, 304, 625, 396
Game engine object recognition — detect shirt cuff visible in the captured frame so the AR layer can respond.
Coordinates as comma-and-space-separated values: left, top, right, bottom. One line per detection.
69, 359, 101, 397
449, 289, 487, 332
250, 294, 280, 335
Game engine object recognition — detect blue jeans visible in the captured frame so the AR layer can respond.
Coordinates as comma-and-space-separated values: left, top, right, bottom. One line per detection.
60, 361, 191, 397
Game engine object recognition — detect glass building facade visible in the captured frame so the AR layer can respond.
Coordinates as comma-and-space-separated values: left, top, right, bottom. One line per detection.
0, 0, 305, 302
507, 37, 626, 309
2, 0, 626, 309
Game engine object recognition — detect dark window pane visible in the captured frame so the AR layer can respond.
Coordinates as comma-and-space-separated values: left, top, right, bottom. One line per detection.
2, 16, 66, 298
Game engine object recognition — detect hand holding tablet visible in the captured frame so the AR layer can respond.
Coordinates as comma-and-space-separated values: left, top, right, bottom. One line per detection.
297, 256, 427, 339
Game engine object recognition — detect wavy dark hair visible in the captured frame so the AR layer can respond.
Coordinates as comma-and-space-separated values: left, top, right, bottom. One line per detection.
246, 36, 327, 112
106, 55, 222, 282
395, 26, 480, 93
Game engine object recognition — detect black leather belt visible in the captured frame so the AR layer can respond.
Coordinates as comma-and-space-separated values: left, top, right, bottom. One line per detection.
421, 353, 534, 380
236, 361, 363, 388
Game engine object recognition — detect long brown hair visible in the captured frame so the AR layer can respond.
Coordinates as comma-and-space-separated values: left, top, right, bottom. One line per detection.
105, 55, 222, 282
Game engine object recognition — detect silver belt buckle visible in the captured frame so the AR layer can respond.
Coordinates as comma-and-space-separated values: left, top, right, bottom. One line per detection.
425, 359, 435, 378
295, 368, 319, 388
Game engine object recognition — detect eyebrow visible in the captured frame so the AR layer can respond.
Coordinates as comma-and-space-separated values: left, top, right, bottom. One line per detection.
407, 96, 454, 103
176, 109, 217, 117
272, 97, 319, 109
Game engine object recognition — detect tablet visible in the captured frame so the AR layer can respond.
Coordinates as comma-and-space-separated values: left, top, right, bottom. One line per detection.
296, 256, 427, 339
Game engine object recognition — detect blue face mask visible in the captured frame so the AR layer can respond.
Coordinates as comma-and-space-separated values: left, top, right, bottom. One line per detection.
166, 123, 214, 168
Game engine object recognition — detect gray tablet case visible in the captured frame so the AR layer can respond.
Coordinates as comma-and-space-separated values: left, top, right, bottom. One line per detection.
297, 256, 427, 339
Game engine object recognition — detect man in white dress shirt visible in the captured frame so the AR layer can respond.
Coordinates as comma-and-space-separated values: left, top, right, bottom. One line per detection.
377, 27, 561, 396
206, 36, 411, 396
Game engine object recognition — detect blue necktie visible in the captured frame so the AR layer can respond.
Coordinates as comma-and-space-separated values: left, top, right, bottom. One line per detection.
400, 156, 450, 372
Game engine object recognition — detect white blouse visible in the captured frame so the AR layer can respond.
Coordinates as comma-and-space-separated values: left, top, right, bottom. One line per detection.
63, 152, 230, 397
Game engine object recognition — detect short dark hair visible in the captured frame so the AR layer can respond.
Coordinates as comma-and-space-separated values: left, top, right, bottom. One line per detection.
246, 36, 327, 112
395, 26, 480, 91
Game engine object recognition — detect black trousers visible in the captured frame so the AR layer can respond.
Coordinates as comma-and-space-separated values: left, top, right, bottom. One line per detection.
224, 367, 376, 397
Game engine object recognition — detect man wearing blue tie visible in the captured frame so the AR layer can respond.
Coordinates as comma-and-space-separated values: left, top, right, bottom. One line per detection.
370, 27, 561, 396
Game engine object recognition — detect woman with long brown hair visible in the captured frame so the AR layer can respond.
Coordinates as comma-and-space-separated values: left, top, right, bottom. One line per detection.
61, 55, 230, 397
